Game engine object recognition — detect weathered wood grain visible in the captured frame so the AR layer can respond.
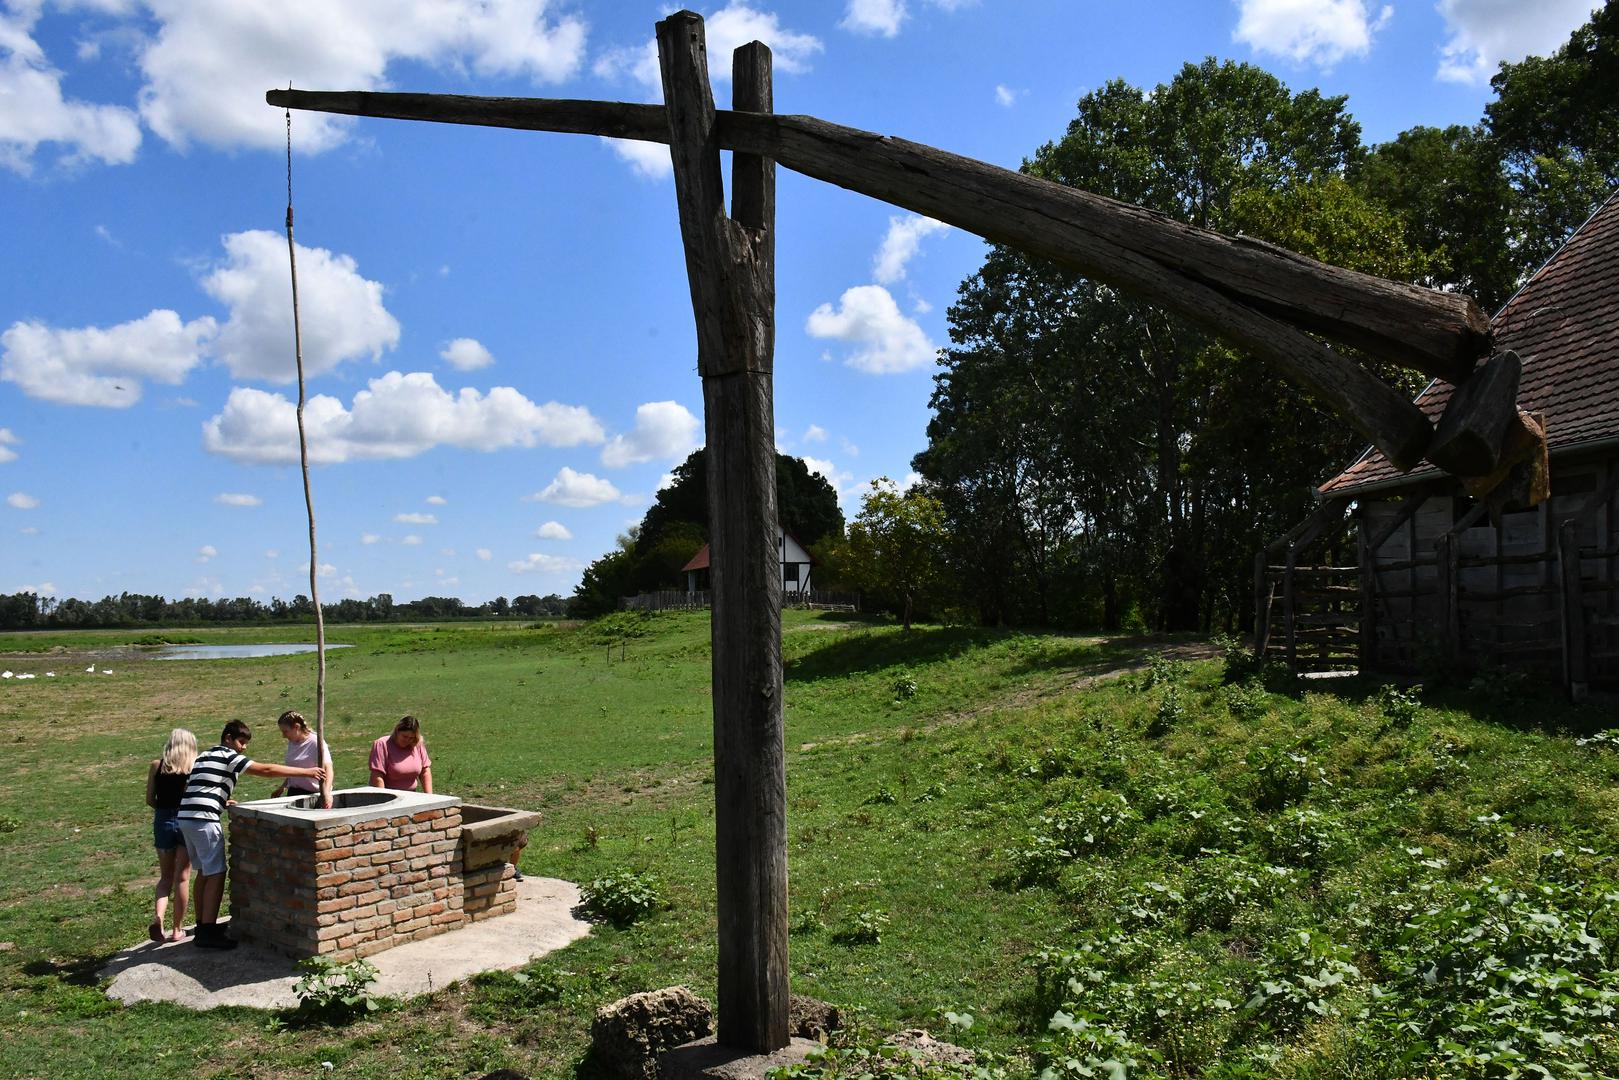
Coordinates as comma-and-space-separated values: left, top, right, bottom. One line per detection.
1428, 350, 1522, 477
264, 87, 1481, 467
657, 14, 789, 1052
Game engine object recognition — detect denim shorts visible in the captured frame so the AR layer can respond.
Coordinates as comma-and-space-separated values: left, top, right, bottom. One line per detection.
153, 808, 183, 851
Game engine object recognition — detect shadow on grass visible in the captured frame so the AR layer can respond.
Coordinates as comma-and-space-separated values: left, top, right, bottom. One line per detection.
784, 624, 1012, 683
785, 622, 1212, 687
1272, 667, 1617, 739
23, 954, 109, 986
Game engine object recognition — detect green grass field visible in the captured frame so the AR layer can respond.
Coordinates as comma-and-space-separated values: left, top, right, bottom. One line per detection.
1, 613, 1616, 1078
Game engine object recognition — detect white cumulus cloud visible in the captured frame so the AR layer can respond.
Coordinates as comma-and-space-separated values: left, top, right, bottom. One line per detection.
594, 4, 821, 179
1233, 0, 1392, 67
601, 400, 701, 468
201, 230, 399, 383
440, 337, 494, 371
215, 492, 261, 507
137, 0, 587, 154
196, 544, 218, 562
1435, 0, 1597, 84
0, 427, 17, 464
525, 466, 623, 508
508, 552, 582, 574
1, 309, 216, 407
361, 533, 382, 545
994, 84, 1017, 107
804, 424, 827, 444
0, 6, 142, 175
843, 0, 907, 37
535, 521, 573, 540
476, 548, 493, 561
425, 495, 447, 505
802, 456, 856, 500
395, 512, 438, 525
874, 215, 950, 284
7, 492, 40, 510
401, 535, 423, 546
806, 285, 938, 374
202, 371, 604, 465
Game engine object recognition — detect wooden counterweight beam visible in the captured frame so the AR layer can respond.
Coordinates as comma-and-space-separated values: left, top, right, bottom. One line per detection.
267, 87, 1486, 470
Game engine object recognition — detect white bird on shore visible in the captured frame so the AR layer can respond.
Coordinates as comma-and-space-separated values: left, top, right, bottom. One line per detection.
102, 669, 114, 675
16, 673, 34, 680
45, 672, 55, 677
85, 664, 95, 673
1, 671, 12, 679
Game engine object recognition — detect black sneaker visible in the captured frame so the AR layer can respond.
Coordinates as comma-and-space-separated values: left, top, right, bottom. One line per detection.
196, 932, 238, 950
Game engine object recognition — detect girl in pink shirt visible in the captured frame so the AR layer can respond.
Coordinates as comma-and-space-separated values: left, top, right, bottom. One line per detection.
369, 715, 433, 792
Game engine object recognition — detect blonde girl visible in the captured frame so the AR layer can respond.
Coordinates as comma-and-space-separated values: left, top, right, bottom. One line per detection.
145, 728, 196, 942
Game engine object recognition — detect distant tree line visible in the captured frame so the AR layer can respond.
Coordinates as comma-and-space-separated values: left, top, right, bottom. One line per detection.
0, 590, 569, 631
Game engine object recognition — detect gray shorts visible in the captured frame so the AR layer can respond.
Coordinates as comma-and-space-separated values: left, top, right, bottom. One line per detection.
178, 819, 226, 876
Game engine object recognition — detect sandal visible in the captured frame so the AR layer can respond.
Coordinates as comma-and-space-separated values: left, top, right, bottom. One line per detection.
147, 921, 164, 943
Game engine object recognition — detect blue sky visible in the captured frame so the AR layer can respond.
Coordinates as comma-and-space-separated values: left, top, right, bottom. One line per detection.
0, 0, 1600, 606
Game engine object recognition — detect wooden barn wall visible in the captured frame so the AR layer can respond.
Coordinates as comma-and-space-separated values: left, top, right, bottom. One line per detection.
1359, 456, 1618, 684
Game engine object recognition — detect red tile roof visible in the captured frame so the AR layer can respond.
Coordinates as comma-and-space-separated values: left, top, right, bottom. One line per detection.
1320, 190, 1619, 497
681, 546, 710, 572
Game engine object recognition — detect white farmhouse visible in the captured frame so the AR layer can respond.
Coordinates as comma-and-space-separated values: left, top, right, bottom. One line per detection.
682, 529, 817, 595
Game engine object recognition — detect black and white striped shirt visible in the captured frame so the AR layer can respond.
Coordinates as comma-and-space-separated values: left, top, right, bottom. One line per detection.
177, 745, 252, 822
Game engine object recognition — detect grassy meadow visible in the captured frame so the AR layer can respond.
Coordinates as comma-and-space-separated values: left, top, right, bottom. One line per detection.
1, 612, 1616, 1078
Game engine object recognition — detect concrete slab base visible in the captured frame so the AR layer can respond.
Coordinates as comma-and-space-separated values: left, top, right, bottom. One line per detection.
659, 1037, 822, 1080
100, 877, 591, 1010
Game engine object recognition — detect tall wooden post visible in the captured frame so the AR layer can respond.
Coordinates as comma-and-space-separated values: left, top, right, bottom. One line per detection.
656, 12, 789, 1053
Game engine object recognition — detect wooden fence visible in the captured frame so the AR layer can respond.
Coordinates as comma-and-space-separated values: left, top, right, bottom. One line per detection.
621, 589, 860, 613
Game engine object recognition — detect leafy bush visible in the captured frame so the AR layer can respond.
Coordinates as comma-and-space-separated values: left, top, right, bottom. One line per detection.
1138, 655, 1186, 692
1146, 685, 1184, 738
291, 956, 381, 1020
1373, 683, 1422, 727
1223, 679, 1269, 723
1241, 930, 1360, 1034
1037, 1009, 1153, 1080
832, 909, 889, 945
1244, 746, 1324, 810
1261, 807, 1345, 867
579, 871, 667, 926
1360, 877, 1619, 1077
892, 675, 919, 700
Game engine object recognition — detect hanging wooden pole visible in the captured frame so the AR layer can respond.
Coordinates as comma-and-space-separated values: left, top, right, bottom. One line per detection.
657, 13, 789, 1053
284, 100, 331, 810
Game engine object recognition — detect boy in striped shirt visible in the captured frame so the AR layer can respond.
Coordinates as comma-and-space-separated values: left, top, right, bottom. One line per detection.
178, 719, 326, 949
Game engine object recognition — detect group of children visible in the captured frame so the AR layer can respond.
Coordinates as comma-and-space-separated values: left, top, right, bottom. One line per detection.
145, 713, 434, 950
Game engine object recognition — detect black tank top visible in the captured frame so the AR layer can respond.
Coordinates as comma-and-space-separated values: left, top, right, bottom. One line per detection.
153, 769, 189, 810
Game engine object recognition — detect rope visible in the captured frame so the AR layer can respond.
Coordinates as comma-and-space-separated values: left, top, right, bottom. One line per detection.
284, 92, 330, 808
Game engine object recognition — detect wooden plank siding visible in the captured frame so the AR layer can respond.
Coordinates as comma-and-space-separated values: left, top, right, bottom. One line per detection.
1350, 457, 1619, 689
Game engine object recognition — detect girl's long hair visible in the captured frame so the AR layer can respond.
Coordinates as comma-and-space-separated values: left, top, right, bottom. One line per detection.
160, 728, 197, 775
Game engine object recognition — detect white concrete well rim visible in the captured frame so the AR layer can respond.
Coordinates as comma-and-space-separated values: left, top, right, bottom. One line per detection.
230, 786, 462, 828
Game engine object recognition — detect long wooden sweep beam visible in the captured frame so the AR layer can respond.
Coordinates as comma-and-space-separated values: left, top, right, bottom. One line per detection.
266, 88, 1488, 471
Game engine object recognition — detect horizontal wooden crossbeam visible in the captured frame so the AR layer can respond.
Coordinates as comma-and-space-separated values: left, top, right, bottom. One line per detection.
267, 88, 1494, 471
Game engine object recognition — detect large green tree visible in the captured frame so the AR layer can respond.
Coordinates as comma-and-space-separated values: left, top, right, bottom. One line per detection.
920, 60, 1425, 632
1487, 0, 1619, 274
571, 448, 845, 616
845, 479, 950, 631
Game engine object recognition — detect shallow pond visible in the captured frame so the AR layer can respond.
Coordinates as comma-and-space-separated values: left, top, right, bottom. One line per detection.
151, 643, 353, 661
